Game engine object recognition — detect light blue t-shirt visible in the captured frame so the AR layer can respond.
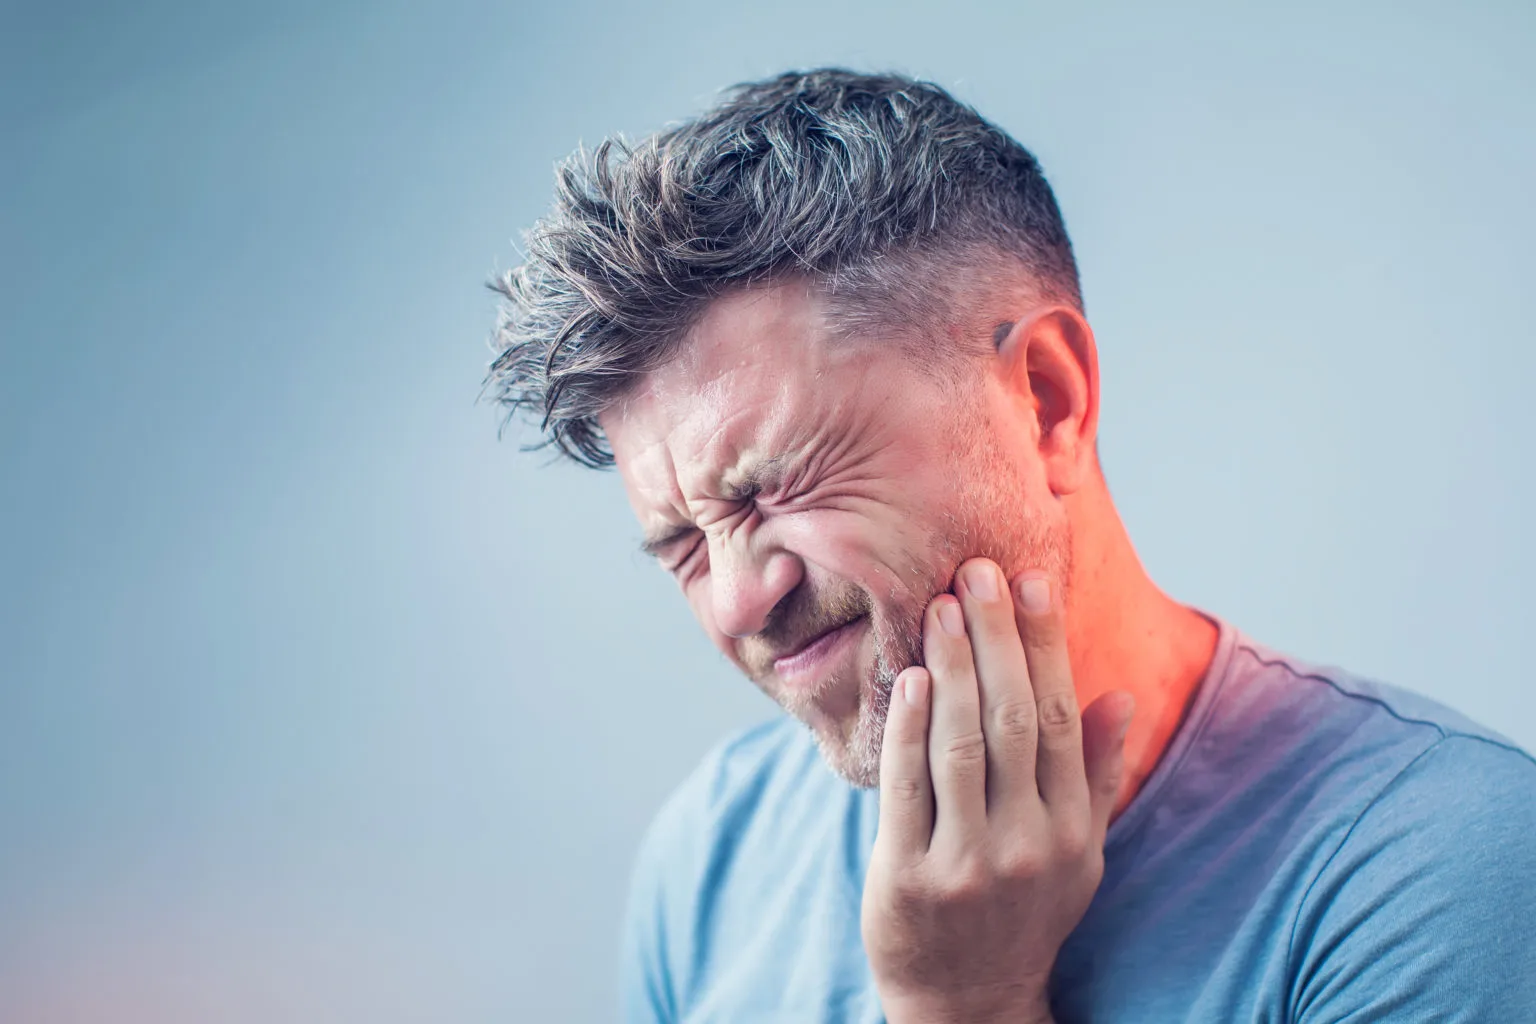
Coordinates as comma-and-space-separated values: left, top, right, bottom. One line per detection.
619, 617, 1536, 1022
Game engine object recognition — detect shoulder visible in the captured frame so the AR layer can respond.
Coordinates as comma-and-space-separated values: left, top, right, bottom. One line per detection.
1229, 632, 1520, 745
1155, 629, 1526, 857
1242, 635, 1524, 747
1320, 730, 1536, 872
1241, 640, 1536, 1021
1224, 632, 1536, 864
1286, 734, 1536, 1020
1211, 632, 1528, 792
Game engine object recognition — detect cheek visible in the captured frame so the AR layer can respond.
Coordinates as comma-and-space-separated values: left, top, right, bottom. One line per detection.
673, 502, 951, 659
776, 508, 941, 607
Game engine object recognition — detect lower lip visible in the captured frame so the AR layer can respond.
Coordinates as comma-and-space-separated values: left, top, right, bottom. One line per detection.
774, 618, 864, 688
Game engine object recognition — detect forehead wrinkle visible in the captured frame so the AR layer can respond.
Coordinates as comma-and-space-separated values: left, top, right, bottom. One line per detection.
624, 432, 687, 535
627, 281, 855, 528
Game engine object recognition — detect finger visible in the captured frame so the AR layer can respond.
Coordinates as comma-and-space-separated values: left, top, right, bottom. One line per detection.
955, 557, 1041, 818
1011, 573, 1088, 816
875, 667, 936, 861
924, 594, 988, 848
1081, 690, 1135, 844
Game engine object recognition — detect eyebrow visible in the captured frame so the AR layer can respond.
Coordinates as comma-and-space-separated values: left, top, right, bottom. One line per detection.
637, 453, 794, 559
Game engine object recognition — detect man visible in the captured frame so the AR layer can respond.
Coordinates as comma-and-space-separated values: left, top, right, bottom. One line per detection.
487, 69, 1536, 1022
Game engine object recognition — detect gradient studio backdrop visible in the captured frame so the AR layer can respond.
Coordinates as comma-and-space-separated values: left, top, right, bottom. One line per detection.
4, 2, 1534, 1021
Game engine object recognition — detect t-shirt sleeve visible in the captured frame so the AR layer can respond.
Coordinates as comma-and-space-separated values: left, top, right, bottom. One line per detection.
1290, 734, 1536, 1022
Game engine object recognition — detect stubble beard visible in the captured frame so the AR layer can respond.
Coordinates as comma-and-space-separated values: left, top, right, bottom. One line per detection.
814, 512, 1071, 789
807, 436, 1073, 789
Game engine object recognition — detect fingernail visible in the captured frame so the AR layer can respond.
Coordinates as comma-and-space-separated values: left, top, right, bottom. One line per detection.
1018, 575, 1051, 614
903, 670, 929, 708
962, 561, 998, 602
938, 601, 965, 637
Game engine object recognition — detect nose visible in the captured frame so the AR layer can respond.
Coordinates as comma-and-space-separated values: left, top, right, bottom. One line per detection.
707, 526, 803, 639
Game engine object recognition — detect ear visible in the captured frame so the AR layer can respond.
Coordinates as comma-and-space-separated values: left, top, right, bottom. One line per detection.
994, 306, 1100, 495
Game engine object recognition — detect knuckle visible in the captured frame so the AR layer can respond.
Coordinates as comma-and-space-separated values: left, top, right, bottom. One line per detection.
998, 841, 1047, 879
1056, 820, 1090, 860
1037, 692, 1081, 734
990, 698, 1037, 740
941, 730, 987, 769
888, 868, 935, 906
885, 774, 925, 803
942, 858, 991, 902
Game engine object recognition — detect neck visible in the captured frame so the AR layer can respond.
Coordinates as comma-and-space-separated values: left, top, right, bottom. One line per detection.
1061, 470, 1219, 817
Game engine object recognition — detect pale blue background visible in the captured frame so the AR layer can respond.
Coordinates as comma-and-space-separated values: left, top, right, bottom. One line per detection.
3, 2, 1532, 1021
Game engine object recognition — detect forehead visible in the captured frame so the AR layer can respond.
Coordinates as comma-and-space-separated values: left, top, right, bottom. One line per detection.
600, 282, 893, 497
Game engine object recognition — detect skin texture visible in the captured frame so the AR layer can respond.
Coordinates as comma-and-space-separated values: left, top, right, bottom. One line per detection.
598, 274, 1219, 1018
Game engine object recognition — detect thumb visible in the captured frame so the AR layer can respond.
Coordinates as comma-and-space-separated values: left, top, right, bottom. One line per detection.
1081, 690, 1135, 840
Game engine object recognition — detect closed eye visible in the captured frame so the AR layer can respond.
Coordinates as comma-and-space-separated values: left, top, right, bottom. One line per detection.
665, 538, 705, 575
640, 523, 697, 561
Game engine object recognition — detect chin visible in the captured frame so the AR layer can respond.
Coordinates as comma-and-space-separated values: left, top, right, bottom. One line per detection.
805, 668, 893, 790
761, 606, 921, 789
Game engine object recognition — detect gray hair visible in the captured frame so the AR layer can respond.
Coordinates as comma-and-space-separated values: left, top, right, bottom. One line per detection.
486, 67, 1083, 468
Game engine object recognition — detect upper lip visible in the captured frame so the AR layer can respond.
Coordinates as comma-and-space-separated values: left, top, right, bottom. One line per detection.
771, 618, 859, 664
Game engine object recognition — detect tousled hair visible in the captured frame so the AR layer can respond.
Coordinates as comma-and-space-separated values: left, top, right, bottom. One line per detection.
486, 67, 1083, 468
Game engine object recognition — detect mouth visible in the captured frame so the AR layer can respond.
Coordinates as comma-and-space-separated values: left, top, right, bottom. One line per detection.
772, 617, 865, 689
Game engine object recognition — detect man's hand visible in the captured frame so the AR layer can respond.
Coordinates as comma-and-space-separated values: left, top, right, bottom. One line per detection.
861, 558, 1135, 1024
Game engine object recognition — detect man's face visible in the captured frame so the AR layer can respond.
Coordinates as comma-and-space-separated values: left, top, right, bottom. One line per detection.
599, 282, 1070, 787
